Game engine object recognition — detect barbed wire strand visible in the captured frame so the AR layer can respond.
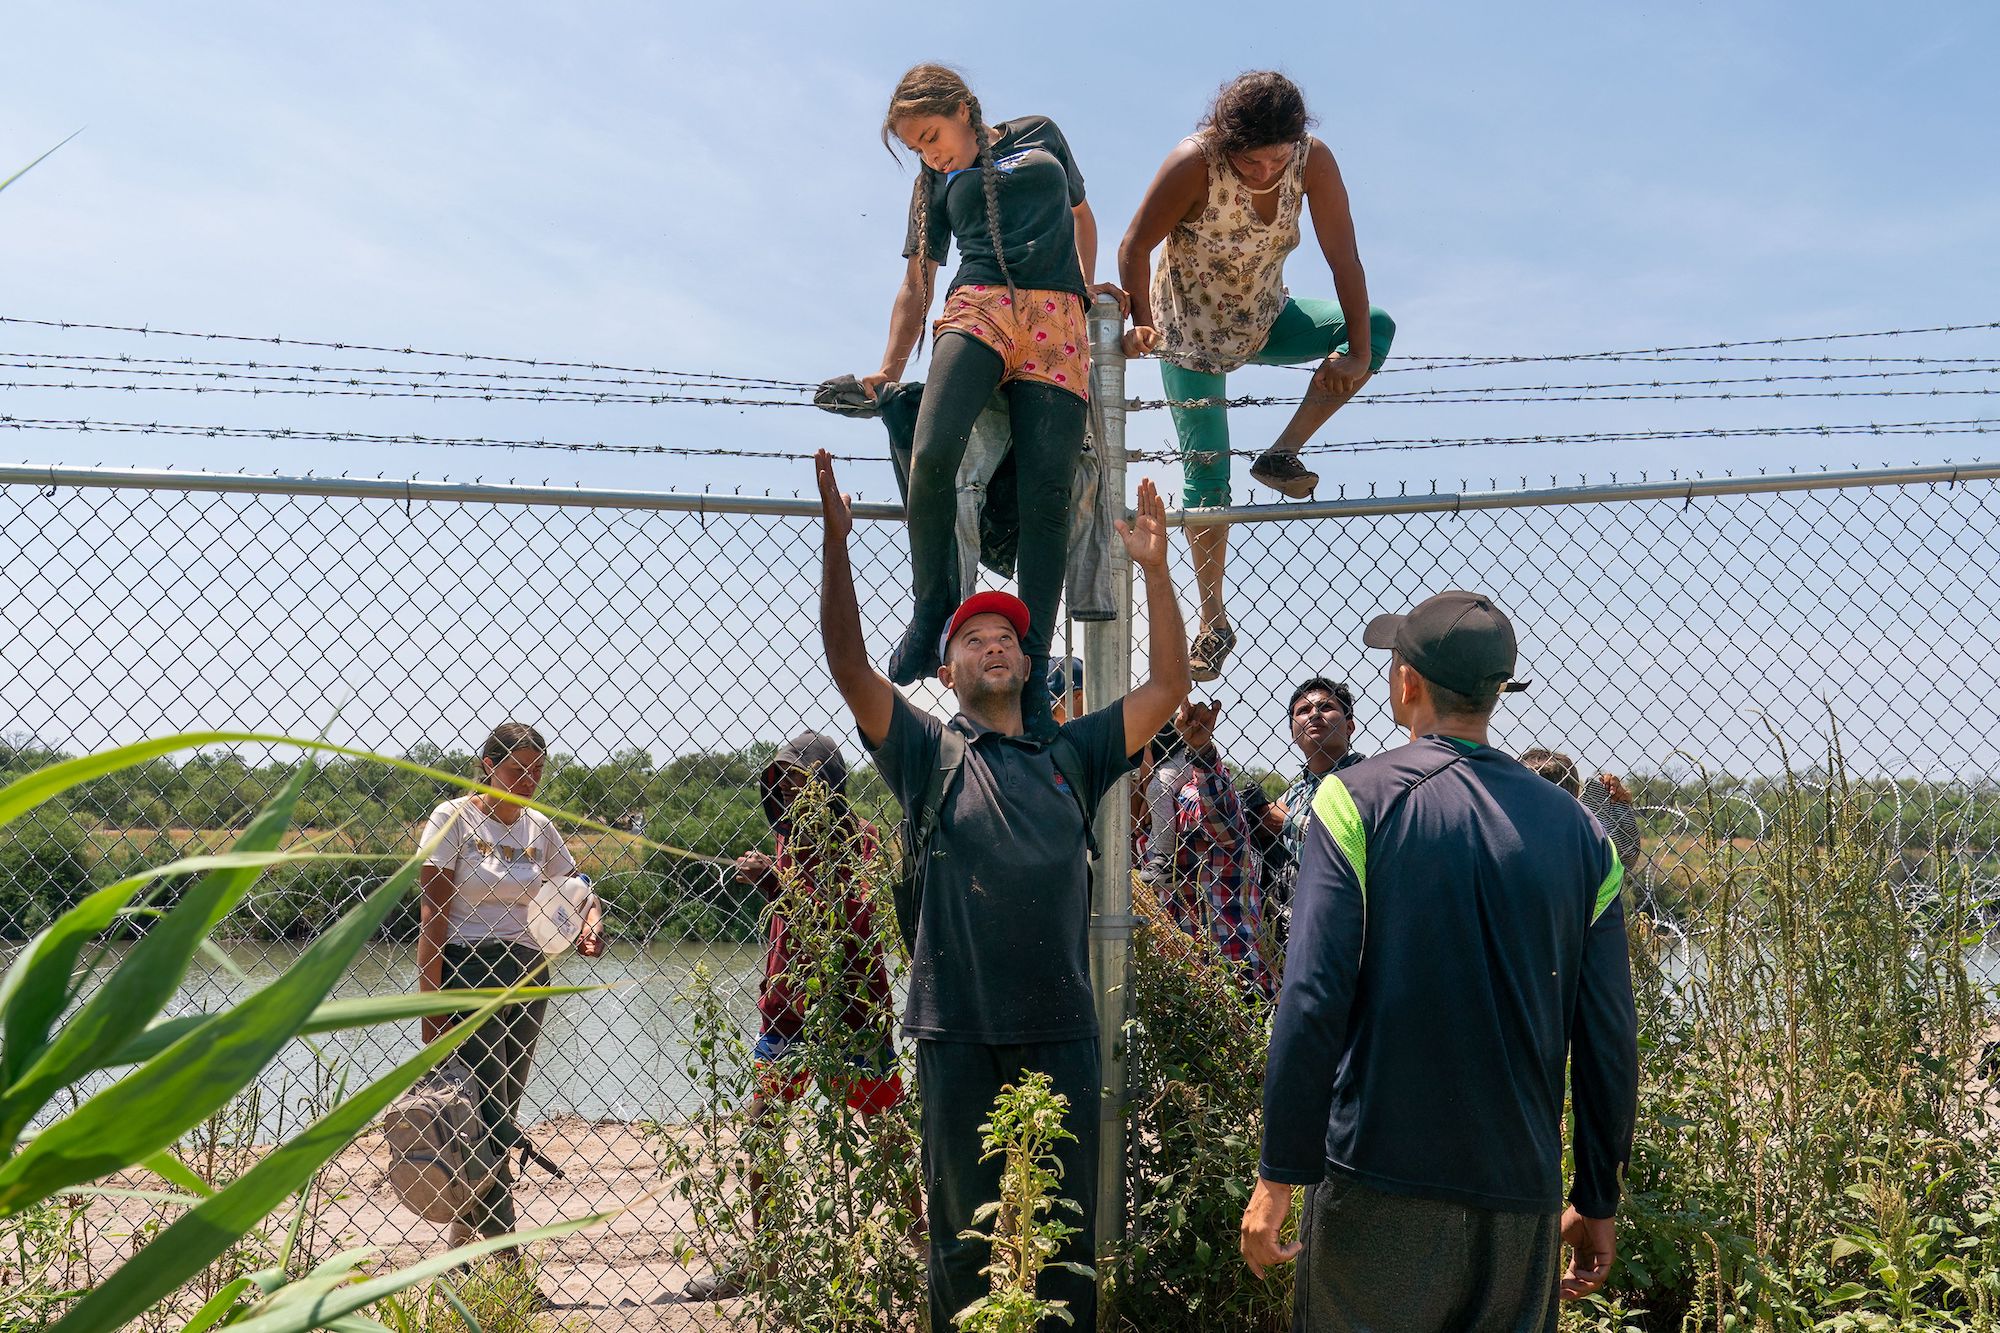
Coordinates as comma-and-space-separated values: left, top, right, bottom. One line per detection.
0, 377, 814, 408
10, 313, 1995, 392
0, 315, 815, 391
1361, 320, 2000, 371
18, 377, 2000, 412
13, 356, 2000, 405
8, 413, 1999, 463
0, 350, 817, 394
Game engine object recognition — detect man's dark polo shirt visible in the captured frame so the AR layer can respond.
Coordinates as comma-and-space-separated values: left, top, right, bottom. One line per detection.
867, 691, 1134, 1043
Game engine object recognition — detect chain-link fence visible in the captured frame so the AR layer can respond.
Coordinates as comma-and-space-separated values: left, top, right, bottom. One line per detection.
3, 458, 1998, 1329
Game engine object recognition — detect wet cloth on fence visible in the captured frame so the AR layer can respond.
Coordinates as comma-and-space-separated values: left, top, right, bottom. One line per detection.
811, 375, 1117, 620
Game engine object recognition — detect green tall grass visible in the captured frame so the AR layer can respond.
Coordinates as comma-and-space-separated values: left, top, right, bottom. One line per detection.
1589, 730, 1999, 1329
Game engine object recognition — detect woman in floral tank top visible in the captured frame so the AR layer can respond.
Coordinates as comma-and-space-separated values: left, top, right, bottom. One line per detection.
1118, 72, 1395, 680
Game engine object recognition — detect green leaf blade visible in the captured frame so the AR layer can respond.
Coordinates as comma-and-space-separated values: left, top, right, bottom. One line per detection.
0, 838, 421, 1212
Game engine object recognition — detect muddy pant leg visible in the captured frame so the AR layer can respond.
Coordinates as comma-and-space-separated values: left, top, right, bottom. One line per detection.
904, 333, 1006, 663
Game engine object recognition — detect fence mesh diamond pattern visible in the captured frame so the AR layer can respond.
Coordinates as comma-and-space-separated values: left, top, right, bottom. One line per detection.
1, 469, 1995, 1328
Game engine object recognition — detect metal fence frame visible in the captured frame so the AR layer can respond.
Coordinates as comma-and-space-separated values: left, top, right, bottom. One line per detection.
4, 312, 1999, 1325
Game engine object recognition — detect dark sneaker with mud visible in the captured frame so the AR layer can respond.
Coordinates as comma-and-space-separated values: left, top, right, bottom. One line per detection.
1189, 622, 1237, 683
1249, 449, 1319, 499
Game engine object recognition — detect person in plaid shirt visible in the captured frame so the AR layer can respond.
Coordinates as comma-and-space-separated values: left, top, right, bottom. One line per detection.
1137, 698, 1272, 998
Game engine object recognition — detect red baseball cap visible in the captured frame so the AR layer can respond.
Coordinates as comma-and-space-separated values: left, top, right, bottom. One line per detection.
940, 590, 1032, 657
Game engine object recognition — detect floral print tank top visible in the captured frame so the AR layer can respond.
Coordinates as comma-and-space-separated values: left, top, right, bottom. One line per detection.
1150, 133, 1311, 376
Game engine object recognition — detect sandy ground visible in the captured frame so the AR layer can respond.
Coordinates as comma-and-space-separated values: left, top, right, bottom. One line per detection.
82, 1117, 750, 1332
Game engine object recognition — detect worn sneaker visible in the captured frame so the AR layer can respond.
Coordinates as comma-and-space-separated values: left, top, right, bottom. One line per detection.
1249, 449, 1319, 499
682, 1264, 750, 1302
1189, 623, 1237, 683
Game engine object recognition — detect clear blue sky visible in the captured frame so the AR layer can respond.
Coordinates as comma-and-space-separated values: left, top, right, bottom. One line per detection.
5, 1, 1998, 504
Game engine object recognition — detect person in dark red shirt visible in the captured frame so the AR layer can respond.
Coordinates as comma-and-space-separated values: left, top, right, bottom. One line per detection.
683, 730, 914, 1301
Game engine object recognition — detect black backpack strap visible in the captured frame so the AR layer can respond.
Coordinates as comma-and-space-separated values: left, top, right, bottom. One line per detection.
895, 727, 966, 955
1046, 732, 1099, 860
518, 1136, 567, 1180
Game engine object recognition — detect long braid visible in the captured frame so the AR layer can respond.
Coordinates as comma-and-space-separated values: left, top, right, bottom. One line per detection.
907, 170, 935, 363
965, 97, 1016, 309
882, 64, 1013, 360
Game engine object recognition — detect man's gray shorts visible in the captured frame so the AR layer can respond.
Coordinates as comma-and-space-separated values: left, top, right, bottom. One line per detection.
1292, 1172, 1560, 1332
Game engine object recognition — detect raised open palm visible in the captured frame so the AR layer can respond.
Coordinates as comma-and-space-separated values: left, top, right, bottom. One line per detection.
1116, 477, 1170, 571
815, 449, 853, 544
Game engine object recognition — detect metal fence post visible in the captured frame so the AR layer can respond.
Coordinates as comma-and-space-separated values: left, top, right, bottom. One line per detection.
1084, 294, 1133, 1254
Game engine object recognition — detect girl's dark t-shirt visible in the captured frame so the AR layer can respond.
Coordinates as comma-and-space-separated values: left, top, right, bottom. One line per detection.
902, 115, 1088, 298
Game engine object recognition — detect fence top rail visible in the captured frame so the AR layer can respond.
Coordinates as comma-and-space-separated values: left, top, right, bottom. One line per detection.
1, 459, 1994, 522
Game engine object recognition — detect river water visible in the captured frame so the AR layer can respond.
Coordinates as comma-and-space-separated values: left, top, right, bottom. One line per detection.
77, 937, 766, 1142
63, 938, 2000, 1143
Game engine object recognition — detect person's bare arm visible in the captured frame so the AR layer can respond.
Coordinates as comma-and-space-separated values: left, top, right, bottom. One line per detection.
417, 865, 453, 1044
1119, 479, 1193, 756
817, 450, 896, 747
1301, 138, 1374, 398
1071, 199, 1127, 315
863, 253, 941, 400
1117, 144, 1207, 356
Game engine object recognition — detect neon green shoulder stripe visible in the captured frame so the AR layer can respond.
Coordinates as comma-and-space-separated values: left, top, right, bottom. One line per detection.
1310, 776, 1368, 898
1592, 842, 1625, 923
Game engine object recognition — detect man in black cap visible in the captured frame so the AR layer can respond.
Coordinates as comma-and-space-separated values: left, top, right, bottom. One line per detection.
814, 451, 1191, 1333
1240, 590, 1638, 1330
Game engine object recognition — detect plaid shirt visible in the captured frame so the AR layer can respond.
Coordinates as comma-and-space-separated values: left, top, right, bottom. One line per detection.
1280, 750, 1369, 869
1139, 748, 1271, 998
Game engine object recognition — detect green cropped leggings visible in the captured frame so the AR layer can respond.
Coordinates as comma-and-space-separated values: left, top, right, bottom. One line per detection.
1160, 298, 1395, 508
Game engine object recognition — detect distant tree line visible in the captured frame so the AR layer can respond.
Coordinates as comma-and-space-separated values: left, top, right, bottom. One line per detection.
1, 734, 1994, 942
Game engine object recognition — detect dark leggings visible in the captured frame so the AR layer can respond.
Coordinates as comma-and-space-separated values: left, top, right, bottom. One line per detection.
442, 940, 549, 1237
905, 332, 1085, 672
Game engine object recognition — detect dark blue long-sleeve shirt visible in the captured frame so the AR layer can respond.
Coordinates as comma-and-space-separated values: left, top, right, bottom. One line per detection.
1259, 736, 1638, 1218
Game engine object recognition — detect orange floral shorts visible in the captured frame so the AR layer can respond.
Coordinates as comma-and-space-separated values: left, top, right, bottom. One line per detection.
934, 285, 1090, 400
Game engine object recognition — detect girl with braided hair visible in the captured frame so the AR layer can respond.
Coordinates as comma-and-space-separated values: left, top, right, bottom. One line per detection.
860, 63, 1125, 737
1118, 71, 1396, 681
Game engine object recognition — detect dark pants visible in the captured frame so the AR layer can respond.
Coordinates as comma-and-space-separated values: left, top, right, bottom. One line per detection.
441, 940, 549, 1237
905, 331, 1087, 703
916, 1038, 1099, 1333
1293, 1172, 1559, 1332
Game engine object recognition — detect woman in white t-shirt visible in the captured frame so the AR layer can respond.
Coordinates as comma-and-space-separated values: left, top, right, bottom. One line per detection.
417, 721, 600, 1275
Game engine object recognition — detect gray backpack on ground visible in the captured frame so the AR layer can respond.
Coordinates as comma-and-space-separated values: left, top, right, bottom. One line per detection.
381, 1057, 500, 1224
